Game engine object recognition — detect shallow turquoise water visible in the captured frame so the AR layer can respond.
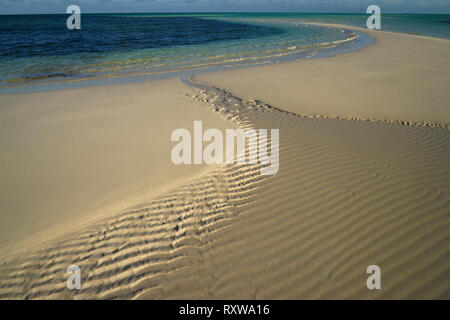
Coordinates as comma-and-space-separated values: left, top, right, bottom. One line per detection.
0, 13, 447, 93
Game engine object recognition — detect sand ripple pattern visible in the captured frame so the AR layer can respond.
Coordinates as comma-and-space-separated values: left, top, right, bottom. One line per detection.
0, 78, 449, 299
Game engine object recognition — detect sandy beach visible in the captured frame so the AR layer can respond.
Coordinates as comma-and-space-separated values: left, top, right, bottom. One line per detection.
0, 23, 449, 299
0, 79, 236, 258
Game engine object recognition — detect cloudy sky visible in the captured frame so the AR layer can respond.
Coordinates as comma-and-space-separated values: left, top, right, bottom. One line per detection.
1, 0, 449, 14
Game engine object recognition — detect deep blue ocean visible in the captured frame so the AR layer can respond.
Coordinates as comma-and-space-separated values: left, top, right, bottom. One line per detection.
0, 13, 448, 92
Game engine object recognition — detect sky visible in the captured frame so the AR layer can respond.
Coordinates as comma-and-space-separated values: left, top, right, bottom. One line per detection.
1, 0, 450, 14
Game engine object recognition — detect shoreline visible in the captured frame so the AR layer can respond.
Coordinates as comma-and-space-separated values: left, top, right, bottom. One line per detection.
0, 20, 373, 95
196, 22, 450, 128
0, 22, 449, 299
301, 21, 450, 42
2, 21, 448, 102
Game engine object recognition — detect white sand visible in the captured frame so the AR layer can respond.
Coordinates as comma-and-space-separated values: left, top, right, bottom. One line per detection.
197, 24, 450, 127
0, 25, 449, 300
0, 79, 235, 258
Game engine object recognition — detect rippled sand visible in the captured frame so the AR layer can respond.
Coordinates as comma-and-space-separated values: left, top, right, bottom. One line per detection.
0, 24, 449, 299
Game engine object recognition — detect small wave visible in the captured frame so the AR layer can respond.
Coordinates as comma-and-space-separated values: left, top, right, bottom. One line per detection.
4, 72, 75, 83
